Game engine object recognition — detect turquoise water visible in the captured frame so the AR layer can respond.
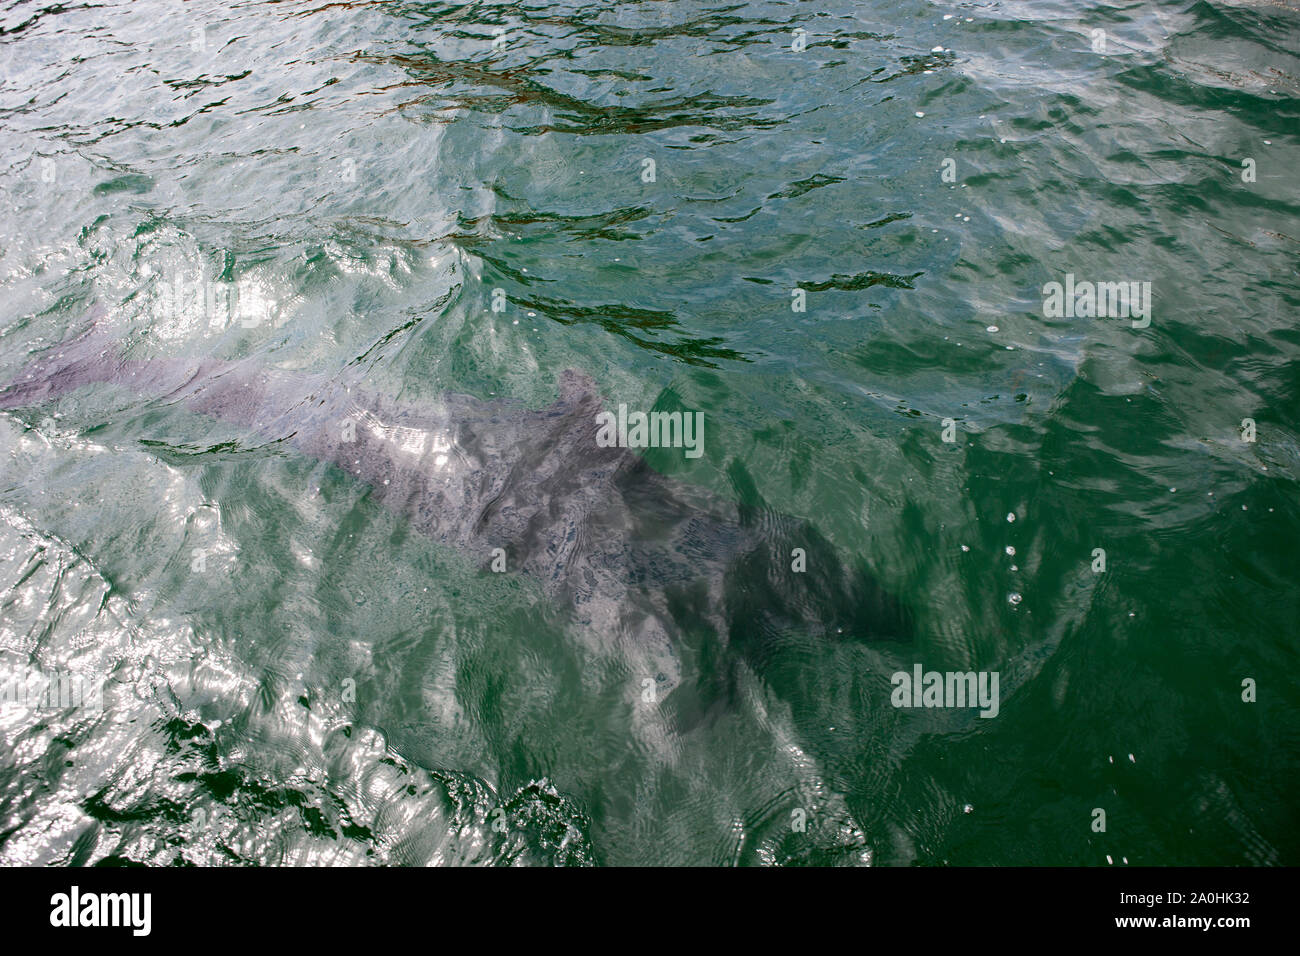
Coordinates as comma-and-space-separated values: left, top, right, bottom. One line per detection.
0, 0, 1297, 865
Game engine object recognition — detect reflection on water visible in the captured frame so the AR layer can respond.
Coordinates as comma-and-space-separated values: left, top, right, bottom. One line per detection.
0, 0, 1298, 865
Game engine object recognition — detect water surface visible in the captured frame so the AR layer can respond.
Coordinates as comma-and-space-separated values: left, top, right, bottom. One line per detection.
0, 0, 1297, 865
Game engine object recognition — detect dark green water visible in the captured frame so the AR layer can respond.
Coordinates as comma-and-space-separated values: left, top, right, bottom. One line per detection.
0, 0, 1297, 866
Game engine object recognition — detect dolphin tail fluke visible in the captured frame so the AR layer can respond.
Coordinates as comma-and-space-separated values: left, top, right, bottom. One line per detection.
0, 305, 116, 409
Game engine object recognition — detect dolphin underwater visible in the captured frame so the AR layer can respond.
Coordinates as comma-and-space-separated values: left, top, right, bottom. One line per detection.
0, 309, 912, 712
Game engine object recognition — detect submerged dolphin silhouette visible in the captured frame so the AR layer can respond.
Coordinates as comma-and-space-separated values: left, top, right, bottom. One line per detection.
1, 310, 911, 708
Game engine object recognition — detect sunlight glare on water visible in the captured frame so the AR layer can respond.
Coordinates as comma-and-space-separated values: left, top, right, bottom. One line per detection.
0, 0, 1297, 867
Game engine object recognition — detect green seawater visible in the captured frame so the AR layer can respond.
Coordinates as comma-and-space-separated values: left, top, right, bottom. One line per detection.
0, 0, 1297, 866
